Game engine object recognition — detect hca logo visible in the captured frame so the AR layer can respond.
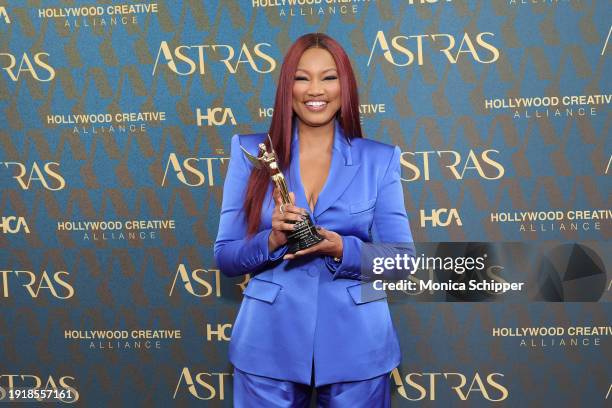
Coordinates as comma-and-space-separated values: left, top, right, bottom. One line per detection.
420, 208, 462, 228
0, 7, 10, 24
196, 107, 236, 126
0, 216, 30, 234
205, 323, 232, 342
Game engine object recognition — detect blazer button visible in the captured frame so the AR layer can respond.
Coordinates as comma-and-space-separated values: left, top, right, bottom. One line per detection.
307, 268, 318, 277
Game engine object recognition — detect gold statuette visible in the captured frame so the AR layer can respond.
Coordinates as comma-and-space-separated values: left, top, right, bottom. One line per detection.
241, 135, 323, 254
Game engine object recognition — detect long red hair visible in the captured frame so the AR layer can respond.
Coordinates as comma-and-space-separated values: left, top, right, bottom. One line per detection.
244, 33, 363, 236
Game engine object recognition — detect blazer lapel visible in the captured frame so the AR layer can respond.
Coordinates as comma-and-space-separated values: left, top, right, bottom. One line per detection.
313, 121, 360, 218
287, 120, 360, 218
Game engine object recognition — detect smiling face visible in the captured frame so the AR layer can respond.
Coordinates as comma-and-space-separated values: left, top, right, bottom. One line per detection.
292, 47, 341, 129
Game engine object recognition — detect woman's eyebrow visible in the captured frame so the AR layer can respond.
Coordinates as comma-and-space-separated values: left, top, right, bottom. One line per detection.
295, 67, 338, 74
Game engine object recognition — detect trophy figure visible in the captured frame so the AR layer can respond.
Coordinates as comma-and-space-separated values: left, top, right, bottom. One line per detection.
241, 135, 324, 254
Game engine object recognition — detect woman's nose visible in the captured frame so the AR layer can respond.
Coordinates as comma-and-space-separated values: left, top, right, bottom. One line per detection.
307, 79, 324, 96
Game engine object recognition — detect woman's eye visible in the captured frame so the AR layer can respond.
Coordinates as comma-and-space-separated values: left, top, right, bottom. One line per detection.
294, 76, 308, 81
324, 76, 338, 80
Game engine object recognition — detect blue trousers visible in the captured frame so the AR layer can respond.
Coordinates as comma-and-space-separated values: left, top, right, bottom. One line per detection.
233, 367, 391, 408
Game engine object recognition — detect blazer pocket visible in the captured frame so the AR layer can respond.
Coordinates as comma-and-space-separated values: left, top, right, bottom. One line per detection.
349, 198, 377, 214
346, 281, 387, 305
243, 278, 282, 304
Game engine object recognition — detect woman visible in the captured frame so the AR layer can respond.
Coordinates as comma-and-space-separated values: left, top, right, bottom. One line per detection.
215, 33, 414, 407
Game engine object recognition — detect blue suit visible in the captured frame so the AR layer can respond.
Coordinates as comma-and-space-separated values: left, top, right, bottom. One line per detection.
214, 120, 414, 389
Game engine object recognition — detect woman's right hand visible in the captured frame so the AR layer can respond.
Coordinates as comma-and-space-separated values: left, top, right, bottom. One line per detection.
268, 188, 307, 252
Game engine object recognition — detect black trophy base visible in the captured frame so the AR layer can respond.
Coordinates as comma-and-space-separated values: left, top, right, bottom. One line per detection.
286, 214, 324, 254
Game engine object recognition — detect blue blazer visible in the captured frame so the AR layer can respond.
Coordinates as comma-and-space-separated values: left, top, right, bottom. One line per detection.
214, 120, 414, 386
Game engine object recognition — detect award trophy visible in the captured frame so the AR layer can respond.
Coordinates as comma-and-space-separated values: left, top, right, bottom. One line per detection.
240, 135, 324, 254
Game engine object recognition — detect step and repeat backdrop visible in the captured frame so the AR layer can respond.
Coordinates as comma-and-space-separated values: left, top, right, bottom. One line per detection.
0, 0, 610, 406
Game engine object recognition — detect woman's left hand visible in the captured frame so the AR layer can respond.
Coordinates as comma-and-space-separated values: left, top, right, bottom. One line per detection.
283, 226, 343, 260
